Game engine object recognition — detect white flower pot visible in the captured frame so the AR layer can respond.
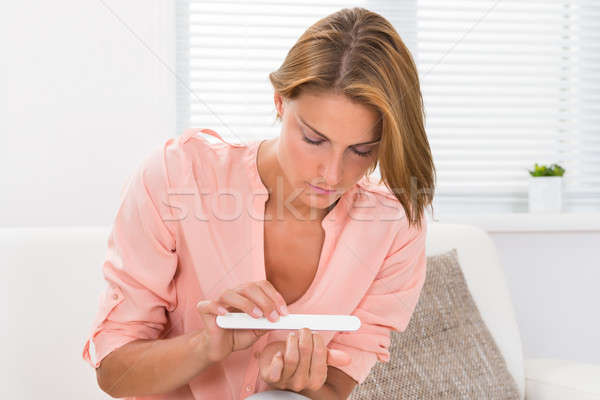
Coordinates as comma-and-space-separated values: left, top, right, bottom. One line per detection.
528, 176, 563, 213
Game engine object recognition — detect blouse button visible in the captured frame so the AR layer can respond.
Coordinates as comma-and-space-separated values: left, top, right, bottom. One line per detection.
245, 384, 254, 392
112, 293, 119, 301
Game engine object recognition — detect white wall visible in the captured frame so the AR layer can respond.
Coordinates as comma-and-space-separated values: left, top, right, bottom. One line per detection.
1, 0, 176, 227
492, 231, 600, 365
1, 0, 598, 376
435, 212, 600, 366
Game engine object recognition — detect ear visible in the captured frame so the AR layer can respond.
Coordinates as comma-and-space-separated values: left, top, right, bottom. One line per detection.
274, 92, 284, 118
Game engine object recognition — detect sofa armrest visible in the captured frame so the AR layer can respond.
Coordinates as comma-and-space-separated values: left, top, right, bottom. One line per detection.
525, 357, 600, 400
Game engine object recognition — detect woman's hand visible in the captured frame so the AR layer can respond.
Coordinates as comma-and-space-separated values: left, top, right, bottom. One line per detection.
258, 328, 352, 393
196, 280, 289, 363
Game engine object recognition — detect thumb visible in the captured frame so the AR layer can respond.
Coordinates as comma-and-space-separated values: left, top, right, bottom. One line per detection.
327, 349, 352, 368
196, 300, 226, 333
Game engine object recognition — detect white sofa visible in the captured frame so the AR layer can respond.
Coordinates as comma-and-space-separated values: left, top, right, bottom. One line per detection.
1, 223, 598, 399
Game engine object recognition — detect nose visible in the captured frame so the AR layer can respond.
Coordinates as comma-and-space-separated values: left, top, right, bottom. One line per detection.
319, 151, 344, 188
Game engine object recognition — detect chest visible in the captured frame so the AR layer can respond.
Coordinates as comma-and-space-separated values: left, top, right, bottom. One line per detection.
263, 217, 325, 306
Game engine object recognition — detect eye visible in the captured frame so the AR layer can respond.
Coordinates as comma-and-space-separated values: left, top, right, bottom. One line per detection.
352, 148, 372, 158
301, 129, 324, 146
301, 127, 373, 157
301, 135, 324, 145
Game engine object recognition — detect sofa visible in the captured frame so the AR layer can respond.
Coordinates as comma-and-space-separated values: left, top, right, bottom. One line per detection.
1, 223, 598, 399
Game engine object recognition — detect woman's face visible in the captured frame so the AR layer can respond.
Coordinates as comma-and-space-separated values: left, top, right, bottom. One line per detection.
274, 91, 381, 212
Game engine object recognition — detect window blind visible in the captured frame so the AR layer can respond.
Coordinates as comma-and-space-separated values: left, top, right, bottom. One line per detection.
417, 0, 600, 213
175, 0, 417, 152
176, 1, 598, 213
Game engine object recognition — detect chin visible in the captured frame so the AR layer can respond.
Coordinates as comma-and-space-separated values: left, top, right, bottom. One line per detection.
301, 188, 341, 209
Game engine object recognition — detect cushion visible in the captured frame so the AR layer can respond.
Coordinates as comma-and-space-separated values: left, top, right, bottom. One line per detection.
349, 248, 520, 399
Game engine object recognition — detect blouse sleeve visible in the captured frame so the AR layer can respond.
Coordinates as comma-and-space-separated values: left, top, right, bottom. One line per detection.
327, 219, 428, 384
81, 145, 179, 369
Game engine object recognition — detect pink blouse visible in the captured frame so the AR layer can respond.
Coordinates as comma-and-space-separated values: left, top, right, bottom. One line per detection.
82, 127, 428, 399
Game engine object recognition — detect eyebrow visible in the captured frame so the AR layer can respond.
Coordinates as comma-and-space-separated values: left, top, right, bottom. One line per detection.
298, 115, 381, 146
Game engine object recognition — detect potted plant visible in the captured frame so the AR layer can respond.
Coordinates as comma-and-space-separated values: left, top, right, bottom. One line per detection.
527, 163, 566, 213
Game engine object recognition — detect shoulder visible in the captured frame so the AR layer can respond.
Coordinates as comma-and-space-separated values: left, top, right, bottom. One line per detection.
350, 175, 406, 224
349, 175, 427, 242
146, 128, 252, 189
127, 128, 249, 208
352, 178, 427, 268
167, 128, 247, 167
356, 175, 398, 201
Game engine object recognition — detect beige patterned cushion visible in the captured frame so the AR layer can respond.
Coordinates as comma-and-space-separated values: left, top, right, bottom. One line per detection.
349, 248, 520, 399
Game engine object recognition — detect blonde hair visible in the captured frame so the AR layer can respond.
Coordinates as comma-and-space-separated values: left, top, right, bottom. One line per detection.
269, 7, 436, 230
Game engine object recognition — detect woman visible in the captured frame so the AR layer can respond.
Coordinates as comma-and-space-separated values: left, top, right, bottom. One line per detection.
82, 7, 436, 400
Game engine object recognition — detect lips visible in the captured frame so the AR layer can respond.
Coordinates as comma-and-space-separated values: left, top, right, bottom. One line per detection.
308, 183, 336, 193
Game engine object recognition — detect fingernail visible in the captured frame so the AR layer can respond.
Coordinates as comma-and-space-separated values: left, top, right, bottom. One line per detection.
217, 306, 227, 315
270, 310, 279, 321
280, 304, 289, 315
253, 307, 263, 317
289, 331, 296, 337
276, 351, 282, 357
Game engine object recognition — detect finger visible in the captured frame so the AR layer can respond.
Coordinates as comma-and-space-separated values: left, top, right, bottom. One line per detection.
269, 351, 284, 382
291, 328, 312, 389
308, 333, 328, 390
238, 284, 280, 322
260, 351, 283, 384
219, 289, 264, 319
257, 280, 289, 315
281, 331, 299, 381
327, 349, 352, 368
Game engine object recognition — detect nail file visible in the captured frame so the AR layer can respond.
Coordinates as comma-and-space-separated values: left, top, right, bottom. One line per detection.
216, 313, 361, 331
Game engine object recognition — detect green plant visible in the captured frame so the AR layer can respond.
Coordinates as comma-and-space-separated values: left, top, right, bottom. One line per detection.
528, 163, 565, 177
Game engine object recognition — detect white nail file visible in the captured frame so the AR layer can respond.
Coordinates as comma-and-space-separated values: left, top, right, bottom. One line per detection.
216, 313, 361, 331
